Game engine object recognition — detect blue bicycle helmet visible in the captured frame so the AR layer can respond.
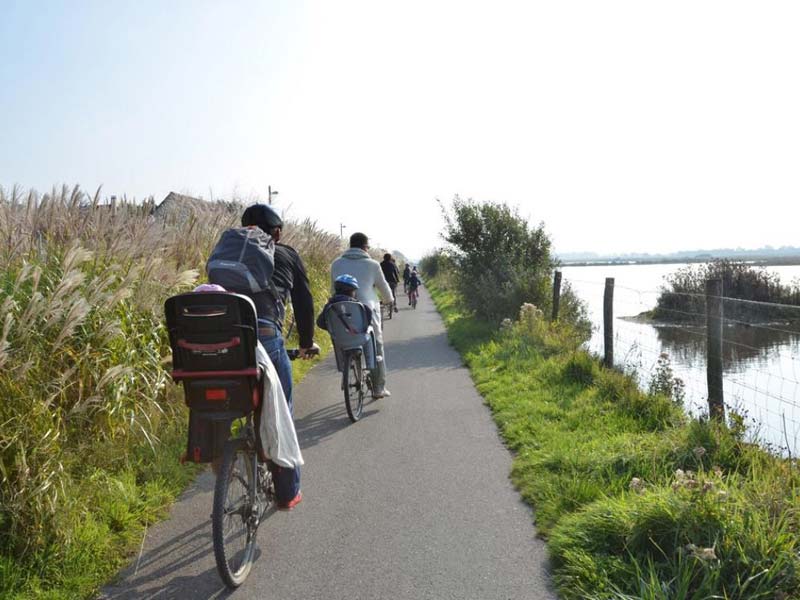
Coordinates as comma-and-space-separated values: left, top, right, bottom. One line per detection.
334, 274, 359, 291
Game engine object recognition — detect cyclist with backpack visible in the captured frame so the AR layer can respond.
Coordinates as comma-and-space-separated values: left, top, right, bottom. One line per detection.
207, 203, 317, 510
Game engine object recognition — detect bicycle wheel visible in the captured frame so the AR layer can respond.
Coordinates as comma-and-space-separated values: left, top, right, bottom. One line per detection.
411, 292, 417, 309
343, 351, 365, 422
212, 438, 258, 588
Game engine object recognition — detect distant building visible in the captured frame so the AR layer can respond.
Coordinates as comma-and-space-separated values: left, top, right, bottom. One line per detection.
152, 192, 239, 225
152, 192, 208, 223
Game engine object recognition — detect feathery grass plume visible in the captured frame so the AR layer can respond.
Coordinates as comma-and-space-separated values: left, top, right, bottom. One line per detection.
0, 185, 345, 597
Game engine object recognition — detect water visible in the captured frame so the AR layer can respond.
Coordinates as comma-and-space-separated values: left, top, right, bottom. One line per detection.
561, 263, 800, 453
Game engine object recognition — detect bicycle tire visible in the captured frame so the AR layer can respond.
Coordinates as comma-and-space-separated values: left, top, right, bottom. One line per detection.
411, 293, 417, 309
343, 351, 365, 422
212, 438, 258, 588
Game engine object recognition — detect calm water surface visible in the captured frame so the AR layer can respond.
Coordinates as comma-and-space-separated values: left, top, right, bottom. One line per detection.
561, 264, 800, 453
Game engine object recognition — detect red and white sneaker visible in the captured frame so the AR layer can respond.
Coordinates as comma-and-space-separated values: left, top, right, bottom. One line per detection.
277, 491, 303, 511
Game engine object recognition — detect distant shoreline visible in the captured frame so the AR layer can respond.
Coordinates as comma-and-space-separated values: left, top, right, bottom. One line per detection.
618, 311, 800, 330
560, 256, 800, 268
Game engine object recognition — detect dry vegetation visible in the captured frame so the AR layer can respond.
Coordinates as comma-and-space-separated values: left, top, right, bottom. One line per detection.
0, 185, 343, 598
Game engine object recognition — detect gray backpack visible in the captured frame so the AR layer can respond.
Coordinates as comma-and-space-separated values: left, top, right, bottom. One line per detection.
206, 227, 277, 295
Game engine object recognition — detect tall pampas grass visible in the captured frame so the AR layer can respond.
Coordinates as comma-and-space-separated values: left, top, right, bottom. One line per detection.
0, 185, 343, 588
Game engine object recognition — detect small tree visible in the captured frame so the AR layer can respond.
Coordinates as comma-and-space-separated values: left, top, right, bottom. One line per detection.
440, 197, 553, 322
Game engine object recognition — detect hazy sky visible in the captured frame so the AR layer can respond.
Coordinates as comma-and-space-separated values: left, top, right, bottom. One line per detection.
1, 1, 798, 259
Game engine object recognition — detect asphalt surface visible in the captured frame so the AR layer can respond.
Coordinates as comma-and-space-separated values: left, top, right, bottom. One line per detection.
100, 287, 555, 600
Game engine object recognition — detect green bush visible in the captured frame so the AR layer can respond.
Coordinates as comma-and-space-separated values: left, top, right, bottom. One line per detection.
418, 249, 453, 279
653, 259, 800, 324
648, 353, 686, 406
438, 196, 589, 335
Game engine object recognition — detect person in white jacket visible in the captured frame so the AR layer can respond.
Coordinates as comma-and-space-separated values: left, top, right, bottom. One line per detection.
330, 232, 394, 397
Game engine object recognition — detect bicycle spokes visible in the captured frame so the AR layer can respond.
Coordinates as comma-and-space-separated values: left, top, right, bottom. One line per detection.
213, 440, 259, 587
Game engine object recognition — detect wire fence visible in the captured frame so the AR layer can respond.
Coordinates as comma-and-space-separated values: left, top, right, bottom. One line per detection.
560, 273, 800, 455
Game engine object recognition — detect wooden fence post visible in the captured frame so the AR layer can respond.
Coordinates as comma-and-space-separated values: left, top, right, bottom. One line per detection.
603, 277, 614, 368
705, 278, 725, 419
551, 270, 562, 321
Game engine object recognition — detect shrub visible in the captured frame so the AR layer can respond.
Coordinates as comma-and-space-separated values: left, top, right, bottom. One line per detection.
437, 196, 590, 336
653, 259, 800, 324
419, 249, 454, 279
441, 197, 546, 318
648, 353, 686, 406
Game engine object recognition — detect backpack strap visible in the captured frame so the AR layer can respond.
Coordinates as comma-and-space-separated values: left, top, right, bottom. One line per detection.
238, 228, 253, 262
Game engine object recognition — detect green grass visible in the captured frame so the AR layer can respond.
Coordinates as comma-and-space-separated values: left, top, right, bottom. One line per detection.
427, 279, 800, 600
0, 402, 202, 600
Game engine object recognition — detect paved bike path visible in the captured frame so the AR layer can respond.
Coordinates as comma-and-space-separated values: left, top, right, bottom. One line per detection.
101, 287, 555, 599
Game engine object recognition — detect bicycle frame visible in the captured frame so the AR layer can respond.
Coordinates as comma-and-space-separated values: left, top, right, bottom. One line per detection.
243, 416, 261, 525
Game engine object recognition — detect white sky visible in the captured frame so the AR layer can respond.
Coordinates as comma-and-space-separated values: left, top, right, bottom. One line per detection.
1, 0, 799, 259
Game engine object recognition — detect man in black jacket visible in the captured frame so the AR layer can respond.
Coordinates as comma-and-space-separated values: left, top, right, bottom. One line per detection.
380, 253, 400, 313
241, 203, 318, 510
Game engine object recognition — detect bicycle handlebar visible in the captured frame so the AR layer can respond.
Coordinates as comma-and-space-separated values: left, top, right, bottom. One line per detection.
286, 347, 321, 361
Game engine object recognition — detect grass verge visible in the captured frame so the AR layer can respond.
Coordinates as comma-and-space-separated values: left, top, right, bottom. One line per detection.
427, 279, 800, 600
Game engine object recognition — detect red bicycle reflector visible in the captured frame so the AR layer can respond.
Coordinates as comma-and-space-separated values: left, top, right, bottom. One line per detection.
205, 389, 227, 401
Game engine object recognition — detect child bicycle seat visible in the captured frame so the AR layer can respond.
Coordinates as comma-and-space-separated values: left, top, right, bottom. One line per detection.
323, 301, 377, 371
165, 291, 262, 417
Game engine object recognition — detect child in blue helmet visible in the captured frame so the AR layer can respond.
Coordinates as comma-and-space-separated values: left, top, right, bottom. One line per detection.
316, 274, 373, 330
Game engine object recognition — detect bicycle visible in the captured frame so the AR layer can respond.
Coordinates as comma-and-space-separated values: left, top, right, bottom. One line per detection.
341, 345, 372, 421
408, 287, 419, 309
210, 347, 315, 587
165, 290, 319, 589
380, 301, 393, 321
320, 301, 375, 423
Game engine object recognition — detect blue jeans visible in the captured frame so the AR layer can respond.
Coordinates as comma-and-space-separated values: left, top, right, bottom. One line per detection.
258, 321, 300, 503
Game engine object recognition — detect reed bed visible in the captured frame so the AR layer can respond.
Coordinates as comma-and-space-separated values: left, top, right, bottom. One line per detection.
0, 185, 343, 598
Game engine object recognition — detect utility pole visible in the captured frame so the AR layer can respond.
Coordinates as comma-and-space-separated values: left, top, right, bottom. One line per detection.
340, 223, 346, 239
268, 186, 279, 204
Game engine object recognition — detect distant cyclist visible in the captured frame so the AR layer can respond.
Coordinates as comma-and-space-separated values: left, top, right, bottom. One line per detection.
402, 264, 411, 293
380, 253, 400, 313
407, 268, 422, 306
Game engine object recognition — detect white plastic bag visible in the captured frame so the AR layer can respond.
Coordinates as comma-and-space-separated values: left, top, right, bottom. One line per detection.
255, 342, 304, 469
